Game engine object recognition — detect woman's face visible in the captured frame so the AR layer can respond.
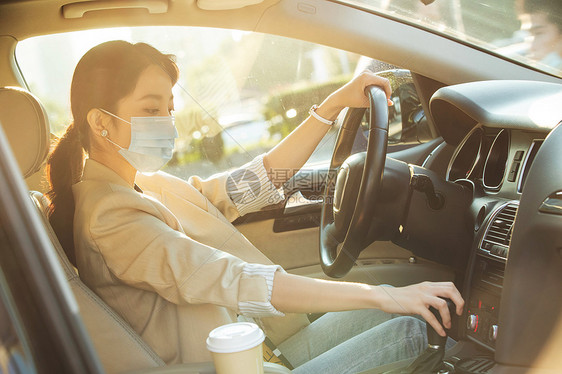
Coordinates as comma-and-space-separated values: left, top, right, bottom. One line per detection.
109, 64, 175, 149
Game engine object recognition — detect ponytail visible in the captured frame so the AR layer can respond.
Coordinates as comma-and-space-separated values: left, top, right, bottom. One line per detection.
46, 122, 84, 265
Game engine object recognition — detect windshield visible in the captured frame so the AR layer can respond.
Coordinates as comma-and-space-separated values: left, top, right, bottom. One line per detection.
338, 0, 562, 78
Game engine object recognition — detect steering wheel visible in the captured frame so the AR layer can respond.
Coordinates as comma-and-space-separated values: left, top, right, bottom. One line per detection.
320, 86, 389, 278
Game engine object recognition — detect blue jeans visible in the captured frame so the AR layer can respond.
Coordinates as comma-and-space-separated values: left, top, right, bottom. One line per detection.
277, 310, 427, 374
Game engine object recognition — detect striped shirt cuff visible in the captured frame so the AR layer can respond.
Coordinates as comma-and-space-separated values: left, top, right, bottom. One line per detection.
226, 155, 285, 216
238, 263, 285, 318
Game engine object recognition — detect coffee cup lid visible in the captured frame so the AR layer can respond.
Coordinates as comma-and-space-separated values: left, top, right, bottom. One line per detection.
206, 322, 265, 353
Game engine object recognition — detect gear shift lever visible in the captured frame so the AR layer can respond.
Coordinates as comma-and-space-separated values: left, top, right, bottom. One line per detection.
385, 298, 455, 374
426, 300, 454, 350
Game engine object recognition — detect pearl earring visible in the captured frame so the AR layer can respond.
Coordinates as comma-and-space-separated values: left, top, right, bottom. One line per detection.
101, 129, 108, 137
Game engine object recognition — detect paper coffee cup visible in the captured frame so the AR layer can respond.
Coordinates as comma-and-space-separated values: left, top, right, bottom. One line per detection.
207, 322, 265, 374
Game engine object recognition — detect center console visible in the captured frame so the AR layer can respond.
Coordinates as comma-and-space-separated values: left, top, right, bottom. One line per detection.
465, 202, 518, 351
365, 200, 521, 374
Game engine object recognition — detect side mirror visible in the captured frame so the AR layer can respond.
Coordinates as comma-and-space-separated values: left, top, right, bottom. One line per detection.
374, 69, 429, 144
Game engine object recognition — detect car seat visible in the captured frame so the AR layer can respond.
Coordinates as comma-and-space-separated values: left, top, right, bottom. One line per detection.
0, 86, 291, 374
0, 86, 166, 373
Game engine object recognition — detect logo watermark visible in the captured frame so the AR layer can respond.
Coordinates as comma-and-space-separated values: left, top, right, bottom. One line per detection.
227, 167, 339, 205
226, 168, 262, 204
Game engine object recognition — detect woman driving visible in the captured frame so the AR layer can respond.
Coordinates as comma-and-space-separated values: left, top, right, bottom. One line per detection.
46, 40, 463, 374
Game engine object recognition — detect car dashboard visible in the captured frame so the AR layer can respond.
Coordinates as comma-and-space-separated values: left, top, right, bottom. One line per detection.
425, 80, 562, 370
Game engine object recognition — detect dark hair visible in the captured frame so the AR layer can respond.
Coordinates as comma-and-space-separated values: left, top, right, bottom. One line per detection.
46, 41, 179, 265
524, 0, 562, 31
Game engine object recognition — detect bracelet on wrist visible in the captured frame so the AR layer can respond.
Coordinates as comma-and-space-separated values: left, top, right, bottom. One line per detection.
309, 104, 336, 126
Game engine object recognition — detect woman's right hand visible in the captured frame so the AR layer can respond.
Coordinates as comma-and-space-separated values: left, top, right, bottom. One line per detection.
374, 281, 465, 337
271, 273, 463, 337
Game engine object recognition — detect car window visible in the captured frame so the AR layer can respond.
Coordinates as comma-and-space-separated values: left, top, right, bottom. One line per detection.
16, 26, 432, 180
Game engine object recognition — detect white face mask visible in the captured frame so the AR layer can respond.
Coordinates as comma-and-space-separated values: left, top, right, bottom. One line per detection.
99, 108, 178, 174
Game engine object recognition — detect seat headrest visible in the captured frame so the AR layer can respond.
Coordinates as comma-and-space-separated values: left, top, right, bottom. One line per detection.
0, 87, 50, 178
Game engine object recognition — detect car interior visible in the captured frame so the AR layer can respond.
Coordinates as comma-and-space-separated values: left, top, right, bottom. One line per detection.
0, 0, 561, 374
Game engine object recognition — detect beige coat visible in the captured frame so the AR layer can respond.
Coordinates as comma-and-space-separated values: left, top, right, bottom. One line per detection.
73, 158, 309, 365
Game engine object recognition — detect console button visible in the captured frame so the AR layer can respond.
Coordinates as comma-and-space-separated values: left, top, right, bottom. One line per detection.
467, 314, 478, 331
482, 241, 492, 251
489, 324, 499, 342
508, 160, 520, 182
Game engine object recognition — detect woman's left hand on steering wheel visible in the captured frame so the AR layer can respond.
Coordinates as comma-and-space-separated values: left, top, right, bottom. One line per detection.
323, 71, 394, 112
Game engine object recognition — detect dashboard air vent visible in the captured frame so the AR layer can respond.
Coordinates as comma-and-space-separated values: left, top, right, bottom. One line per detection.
480, 203, 518, 259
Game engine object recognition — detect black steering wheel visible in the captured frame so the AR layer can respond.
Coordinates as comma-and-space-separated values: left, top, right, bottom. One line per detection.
320, 86, 389, 278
